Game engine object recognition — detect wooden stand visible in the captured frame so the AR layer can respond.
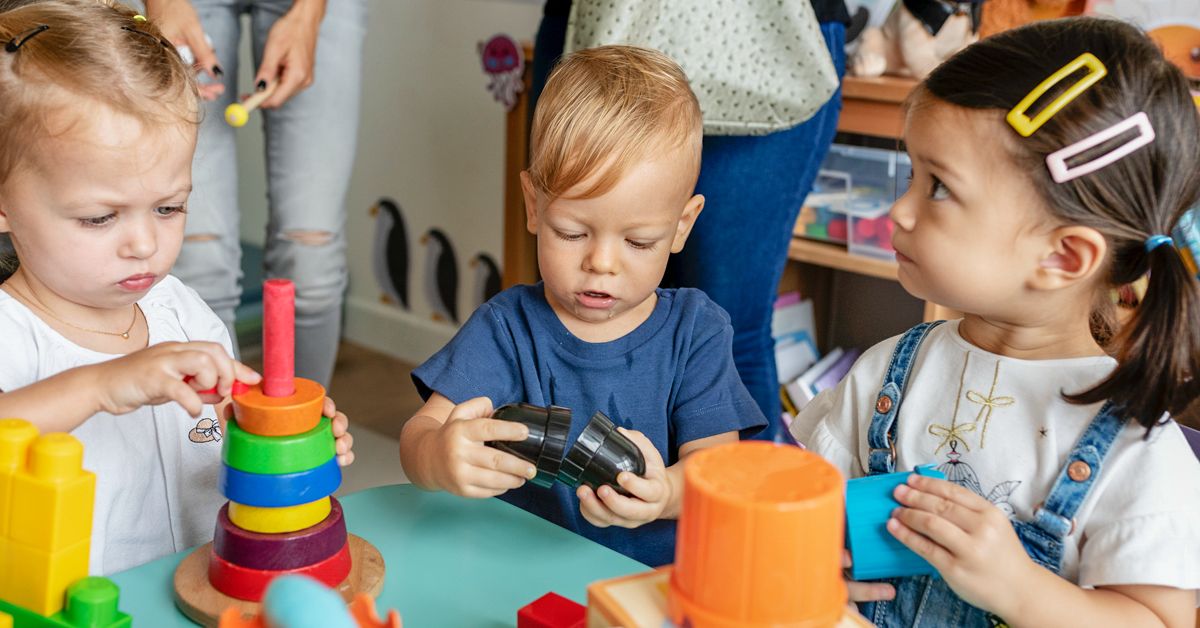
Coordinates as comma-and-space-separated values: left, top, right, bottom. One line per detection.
173, 534, 385, 627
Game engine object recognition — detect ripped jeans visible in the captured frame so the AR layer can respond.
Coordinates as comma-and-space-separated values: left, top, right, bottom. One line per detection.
172, 0, 367, 386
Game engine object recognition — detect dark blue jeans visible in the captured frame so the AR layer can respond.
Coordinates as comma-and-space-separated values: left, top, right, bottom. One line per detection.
666, 23, 846, 440
532, 13, 847, 441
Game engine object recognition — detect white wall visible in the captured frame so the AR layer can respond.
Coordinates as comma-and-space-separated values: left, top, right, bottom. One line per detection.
234, 0, 543, 364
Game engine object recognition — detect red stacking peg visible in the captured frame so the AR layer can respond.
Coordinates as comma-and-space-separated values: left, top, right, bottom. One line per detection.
263, 279, 296, 398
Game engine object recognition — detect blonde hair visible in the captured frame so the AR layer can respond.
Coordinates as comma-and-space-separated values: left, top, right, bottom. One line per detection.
0, 0, 199, 184
528, 45, 702, 200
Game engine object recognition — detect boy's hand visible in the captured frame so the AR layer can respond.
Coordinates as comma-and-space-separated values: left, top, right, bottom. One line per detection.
324, 397, 354, 467
843, 549, 896, 602
97, 341, 260, 417
428, 397, 536, 498
577, 428, 670, 528
888, 474, 1034, 613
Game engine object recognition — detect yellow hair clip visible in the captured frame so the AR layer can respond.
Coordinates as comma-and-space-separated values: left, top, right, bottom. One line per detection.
133, 14, 147, 22
1006, 53, 1107, 137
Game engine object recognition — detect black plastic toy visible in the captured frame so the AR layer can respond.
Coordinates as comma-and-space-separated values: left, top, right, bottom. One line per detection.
487, 404, 645, 496
486, 403, 571, 488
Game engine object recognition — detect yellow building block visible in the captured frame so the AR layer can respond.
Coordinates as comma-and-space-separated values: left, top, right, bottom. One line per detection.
8, 433, 95, 552
227, 496, 331, 534
0, 419, 40, 537
0, 609, 11, 628
2, 537, 89, 616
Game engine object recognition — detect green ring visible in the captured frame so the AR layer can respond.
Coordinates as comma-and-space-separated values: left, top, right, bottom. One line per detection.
223, 416, 335, 475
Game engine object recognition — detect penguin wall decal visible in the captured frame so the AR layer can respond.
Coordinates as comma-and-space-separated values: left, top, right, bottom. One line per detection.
420, 228, 459, 324
469, 253, 502, 311
370, 198, 410, 309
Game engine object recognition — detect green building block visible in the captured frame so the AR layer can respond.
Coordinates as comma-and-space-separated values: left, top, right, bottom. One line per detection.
0, 577, 130, 628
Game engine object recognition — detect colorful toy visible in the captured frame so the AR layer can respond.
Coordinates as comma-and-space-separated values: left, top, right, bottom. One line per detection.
0, 419, 132, 628
517, 592, 585, 628
174, 279, 384, 626
670, 442, 846, 627
844, 465, 947, 580
217, 575, 402, 628
587, 442, 870, 627
225, 82, 278, 128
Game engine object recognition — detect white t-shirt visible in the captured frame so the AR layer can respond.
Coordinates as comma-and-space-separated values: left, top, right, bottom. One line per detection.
791, 320, 1200, 592
0, 275, 229, 575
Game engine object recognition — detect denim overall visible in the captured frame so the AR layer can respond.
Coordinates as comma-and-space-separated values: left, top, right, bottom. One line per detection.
857, 322, 1127, 627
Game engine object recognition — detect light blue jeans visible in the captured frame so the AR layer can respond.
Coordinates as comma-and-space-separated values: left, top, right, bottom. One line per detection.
173, 0, 367, 386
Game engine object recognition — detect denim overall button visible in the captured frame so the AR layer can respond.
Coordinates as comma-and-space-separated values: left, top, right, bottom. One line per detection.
1067, 460, 1092, 482
875, 395, 893, 414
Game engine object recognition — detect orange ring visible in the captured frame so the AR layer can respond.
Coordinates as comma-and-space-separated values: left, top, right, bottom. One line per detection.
232, 378, 325, 436
208, 540, 351, 602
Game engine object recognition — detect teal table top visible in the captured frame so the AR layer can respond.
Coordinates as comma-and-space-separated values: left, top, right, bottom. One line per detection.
109, 484, 648, 626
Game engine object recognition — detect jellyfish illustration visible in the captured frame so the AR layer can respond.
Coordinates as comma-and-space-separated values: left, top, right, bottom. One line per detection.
479, 34, 525, 111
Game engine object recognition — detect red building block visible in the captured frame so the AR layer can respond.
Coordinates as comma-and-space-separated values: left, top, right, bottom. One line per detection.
517, 592, 585, 628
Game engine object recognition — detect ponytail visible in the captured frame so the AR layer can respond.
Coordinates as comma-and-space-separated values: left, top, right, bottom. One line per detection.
1067, 241, 1200, 430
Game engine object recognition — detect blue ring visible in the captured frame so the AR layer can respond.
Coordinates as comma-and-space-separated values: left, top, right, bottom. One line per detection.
220, 455, 341, 508
1145, 234, 1173, 252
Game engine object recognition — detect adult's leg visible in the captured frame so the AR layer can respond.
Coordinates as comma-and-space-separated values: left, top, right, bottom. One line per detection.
172, 0, 245, 350
664, 23, 847, 440
528, 0, 572, 131
251, 0, 367, 386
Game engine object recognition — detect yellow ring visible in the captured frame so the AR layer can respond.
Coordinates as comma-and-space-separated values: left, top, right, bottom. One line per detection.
227, 496, 331, 534
1006, 53, 1107, 137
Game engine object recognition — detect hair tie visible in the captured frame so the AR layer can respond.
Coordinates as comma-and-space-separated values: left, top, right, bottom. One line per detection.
133, 14, 147, 22
1145, 234, 1173, 252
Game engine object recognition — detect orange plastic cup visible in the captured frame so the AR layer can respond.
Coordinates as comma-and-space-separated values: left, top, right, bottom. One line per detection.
669, 442, 846, 628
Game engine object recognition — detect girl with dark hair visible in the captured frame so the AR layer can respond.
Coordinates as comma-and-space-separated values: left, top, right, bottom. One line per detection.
791, 17, 1200, 627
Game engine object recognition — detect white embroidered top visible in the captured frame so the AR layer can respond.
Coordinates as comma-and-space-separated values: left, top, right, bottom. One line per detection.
791, 320, 1200, 592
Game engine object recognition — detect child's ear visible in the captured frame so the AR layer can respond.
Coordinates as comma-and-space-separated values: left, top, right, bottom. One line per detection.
670, 194, 705, 253
520, 171, 540, 234
1031, 225, 1107, 290
0, 201, 10, 234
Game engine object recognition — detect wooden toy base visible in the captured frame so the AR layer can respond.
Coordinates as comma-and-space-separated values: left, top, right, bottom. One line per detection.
173, 533, 384, 627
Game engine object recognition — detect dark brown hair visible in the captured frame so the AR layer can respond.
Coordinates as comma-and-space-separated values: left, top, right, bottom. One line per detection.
923, 17, 1200, 430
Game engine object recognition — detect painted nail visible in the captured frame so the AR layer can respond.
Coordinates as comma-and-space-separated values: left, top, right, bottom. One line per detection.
256, 79, 267, 91
212, 65, 223, 77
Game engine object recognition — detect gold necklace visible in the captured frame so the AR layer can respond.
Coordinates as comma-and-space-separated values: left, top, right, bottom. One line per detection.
10, 282, 140, 340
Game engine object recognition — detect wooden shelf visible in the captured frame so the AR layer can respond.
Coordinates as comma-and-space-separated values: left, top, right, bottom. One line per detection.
837, 76, 918, 139
787, 238, 898, 281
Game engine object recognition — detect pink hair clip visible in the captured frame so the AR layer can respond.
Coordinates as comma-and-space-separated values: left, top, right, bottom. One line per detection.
1045, 112, 1155, 184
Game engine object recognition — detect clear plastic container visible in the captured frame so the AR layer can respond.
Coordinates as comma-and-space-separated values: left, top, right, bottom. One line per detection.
798, 144, 911, 260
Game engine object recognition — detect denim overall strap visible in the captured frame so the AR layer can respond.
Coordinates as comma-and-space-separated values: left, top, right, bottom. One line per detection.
1015, 400, 1127, 573
867, 321, 946, 476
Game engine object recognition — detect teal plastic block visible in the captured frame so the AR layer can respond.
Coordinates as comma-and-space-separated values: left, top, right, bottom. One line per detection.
845, 465, 946, 581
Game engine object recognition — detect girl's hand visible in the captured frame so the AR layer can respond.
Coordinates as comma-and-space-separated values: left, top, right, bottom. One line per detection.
428, 397, 536, 498
324, 396, 354, 466
843, 549, 896, 602
577, 428, 670, 528
255, 0, 325, 108
888, 474, 1034, 613
143, 0, 225, 101
96, 341, 260, 416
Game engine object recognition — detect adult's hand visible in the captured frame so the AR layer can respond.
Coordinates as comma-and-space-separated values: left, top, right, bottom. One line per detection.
255, 0, 326, 109
144, 0, 225, 101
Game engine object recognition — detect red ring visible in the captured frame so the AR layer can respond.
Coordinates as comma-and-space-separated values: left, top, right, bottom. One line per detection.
208, 540, 351, 601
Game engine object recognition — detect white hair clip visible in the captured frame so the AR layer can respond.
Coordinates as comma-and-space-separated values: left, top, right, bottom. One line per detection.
1045, 112, 1155, 184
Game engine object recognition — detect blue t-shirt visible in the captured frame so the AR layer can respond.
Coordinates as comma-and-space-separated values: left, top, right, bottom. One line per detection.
412, 283, 766, 566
